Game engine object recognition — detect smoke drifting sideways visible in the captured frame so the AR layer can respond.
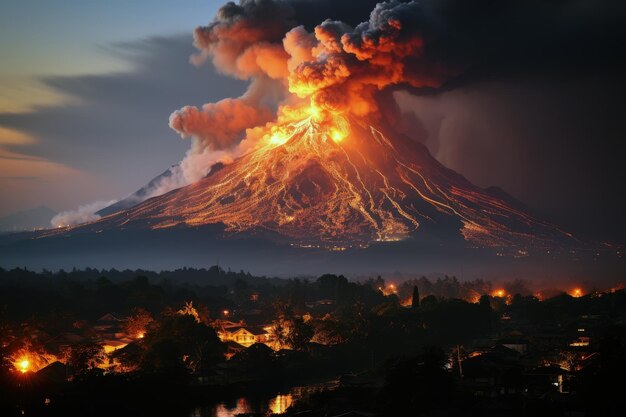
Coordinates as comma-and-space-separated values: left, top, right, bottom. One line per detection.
51, 200, 117, 228
57, 0, 626, 234
165, 0, 458, 186
56, 0, 490, 222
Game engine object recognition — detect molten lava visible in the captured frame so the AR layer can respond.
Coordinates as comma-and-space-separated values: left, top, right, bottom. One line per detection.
41, 1, 579, 252
79, 103, 573, 250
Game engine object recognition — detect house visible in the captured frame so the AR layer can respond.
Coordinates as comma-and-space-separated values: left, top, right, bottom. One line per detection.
44, 332, 85, 356
213, 319, 245, 331
525, 364, 572, 394
498, 332, 529, 355
460, 345, 524, 397
219, 325, 274, 348
569, 336, 590, 347
36, 361, 70, 383
93, 312, 126, 339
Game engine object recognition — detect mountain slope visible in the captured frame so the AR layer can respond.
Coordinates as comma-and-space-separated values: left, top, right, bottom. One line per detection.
96, 166, 179, 217
67, 116, 572, 250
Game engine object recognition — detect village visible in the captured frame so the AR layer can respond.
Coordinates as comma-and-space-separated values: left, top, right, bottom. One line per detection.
0, 267, 625, 416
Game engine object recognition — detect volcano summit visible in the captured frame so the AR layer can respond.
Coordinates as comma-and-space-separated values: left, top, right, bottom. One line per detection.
72, 111, 572, 251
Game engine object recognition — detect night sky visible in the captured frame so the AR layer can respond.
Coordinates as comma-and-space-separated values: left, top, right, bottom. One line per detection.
1, 0, 625, 242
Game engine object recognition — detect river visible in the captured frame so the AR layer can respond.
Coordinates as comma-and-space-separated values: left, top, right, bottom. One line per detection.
189, 381, 337, 417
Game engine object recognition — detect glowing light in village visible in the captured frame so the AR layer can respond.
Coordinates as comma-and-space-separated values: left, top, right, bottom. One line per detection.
18, 358, 30, 373
570, 288, 583, 298
492, 289, 506, 298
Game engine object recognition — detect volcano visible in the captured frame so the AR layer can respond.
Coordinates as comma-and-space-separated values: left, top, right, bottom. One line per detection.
58, 113, 573, 251
3, 112, 617, 278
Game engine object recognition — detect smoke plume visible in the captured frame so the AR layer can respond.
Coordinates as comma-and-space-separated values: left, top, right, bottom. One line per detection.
160, 0, 626, 246
164, 0, 458, 191
51, 200, 117, 228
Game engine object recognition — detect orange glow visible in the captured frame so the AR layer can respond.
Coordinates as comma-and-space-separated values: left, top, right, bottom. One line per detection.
492, 289, 506, 298
269, 394, 293, 414
223, 309, 230, 316
570, 288, 583, 298
137, 332, 145, 339
85, 77, 576, 248
380, 283, 398, 296
18, 359, 30, 373
330, 128, 345, 143
269, 133, 288, 146
309, 105, 321, 120
10, 348, 56, 374
61, 0, 582, 254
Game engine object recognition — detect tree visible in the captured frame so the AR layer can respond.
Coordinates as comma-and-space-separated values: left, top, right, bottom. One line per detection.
64, 342, 106, 374
269, 319, 289, 350
411, 285, 420, 310
286, 317, 314, 351
140, 314, 224, 374
479, 294, 493, 334
123, 307, 154, 338
310, 317, 346, 345
177, 301, 201, 323
479, 294, 491, 310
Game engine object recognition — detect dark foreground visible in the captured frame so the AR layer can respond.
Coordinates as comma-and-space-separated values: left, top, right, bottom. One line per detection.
1, 267, 625, 416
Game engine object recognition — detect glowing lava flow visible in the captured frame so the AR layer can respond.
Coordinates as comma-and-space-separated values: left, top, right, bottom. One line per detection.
77, 103, 574, 250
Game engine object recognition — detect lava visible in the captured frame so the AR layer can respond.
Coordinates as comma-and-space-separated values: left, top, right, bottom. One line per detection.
70, 102, 576, 250
43, 1, 578, 250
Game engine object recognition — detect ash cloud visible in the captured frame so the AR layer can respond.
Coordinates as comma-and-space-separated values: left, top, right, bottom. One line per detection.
167, 0, 626, 241
169, 0, 459, 178
4, 0, 624, 240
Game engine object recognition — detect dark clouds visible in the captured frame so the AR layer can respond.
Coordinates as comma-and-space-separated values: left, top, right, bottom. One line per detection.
181, 0, 626, 241
0, 35, 245, 193
392, 0, 626, 241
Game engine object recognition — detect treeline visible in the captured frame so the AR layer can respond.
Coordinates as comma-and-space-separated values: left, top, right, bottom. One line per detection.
0, 265, 285, 287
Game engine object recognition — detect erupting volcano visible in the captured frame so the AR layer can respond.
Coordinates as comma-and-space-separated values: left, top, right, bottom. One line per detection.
5, 0, 624, 278
70, 104, 572, 250
49, 0, 576, 251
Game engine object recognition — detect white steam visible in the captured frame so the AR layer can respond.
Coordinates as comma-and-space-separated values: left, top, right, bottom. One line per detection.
51, 200, 117, 228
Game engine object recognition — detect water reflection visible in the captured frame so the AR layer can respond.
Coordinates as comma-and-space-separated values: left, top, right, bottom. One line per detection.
191, 381, 335, 417
213, 397, 256, 417
190, 394, 292, 417
268, 394, 293, 414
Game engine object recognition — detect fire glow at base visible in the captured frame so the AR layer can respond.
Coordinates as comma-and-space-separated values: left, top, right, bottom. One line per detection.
18, 359, 30, 373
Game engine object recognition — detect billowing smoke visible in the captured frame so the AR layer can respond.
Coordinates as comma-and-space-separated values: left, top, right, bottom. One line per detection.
169, 95, 273, 184
286, 1, 455, 117
51, 200, 117, 228
161, 0, 626, 239
164, 0, 457, 191
166, 0, 297, 186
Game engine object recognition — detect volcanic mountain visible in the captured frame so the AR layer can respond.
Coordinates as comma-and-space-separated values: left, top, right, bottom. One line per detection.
60, 113, 573, 251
